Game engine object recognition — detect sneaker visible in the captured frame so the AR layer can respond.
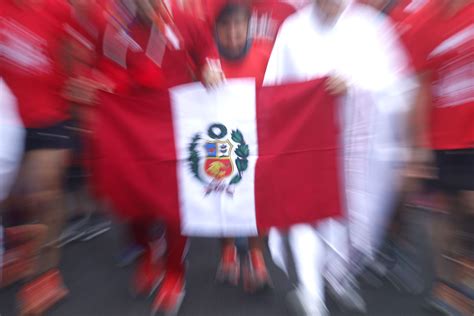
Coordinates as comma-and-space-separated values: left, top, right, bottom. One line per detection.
17, 269, 69, 316
151, 271, 185, 316
131, 251, 165, 297
216, 244, 240, 286
242, 249, 272, 293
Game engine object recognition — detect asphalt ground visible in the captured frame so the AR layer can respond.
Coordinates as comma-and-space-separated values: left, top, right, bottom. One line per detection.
0, 221, 442, 316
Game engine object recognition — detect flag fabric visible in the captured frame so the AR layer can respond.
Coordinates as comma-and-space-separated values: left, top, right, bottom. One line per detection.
91, 78, 342, 236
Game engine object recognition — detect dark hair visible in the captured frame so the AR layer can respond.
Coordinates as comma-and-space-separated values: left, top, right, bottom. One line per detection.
215, 3, 251, 26
215, 3, 253, 60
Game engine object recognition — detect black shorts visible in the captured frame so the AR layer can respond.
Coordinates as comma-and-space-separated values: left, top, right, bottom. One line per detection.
435, 149, 474, 192
25, 121, 73, 152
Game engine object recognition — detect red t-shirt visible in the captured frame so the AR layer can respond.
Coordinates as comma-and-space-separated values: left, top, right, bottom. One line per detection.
98, 5, 219, 94
409, 3, 474, 150
0, 0, 72, 128
388, 0, 438, 50
221, 42, 272, 86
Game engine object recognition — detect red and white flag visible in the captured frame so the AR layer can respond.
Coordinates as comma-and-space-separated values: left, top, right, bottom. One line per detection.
91, 78, 342, 236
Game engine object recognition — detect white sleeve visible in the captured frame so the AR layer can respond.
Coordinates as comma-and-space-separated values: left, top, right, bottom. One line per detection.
0, 78, 24, 202
360, 14, 418, 113
369, 17, 418, 162
263, 21, 293, 86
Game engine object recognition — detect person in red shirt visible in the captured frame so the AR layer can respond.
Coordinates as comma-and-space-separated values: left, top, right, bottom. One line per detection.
212, 1, 272, 291
0, 0, 76, 314
216, 3, 272, 85
407, 1, 473, 314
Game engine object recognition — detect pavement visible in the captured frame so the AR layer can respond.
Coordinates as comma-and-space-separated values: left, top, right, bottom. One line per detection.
0, 223, 443, 316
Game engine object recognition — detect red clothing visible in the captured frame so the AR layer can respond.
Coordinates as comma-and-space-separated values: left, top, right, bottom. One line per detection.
162, 10, 220, 87
67, 2, 106, 78
0, 0, 72, 128
389, 0, 425, 23
388, 0, 438, 50
409, 3, 474, 150
98, 6, 219, 94
221, 42, 272, 86
250, 0, 296, 44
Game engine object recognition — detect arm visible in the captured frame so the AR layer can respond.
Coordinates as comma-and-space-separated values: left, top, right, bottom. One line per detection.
179, 12, 224, 87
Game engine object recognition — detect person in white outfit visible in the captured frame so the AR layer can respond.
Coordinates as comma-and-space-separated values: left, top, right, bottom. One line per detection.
263, 0, 416, 314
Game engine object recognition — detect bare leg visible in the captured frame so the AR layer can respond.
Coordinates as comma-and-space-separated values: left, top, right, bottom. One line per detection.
16, 149, 70, 274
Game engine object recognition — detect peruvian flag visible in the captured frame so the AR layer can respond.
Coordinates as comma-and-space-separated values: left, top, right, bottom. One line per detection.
92, 78, 342, 236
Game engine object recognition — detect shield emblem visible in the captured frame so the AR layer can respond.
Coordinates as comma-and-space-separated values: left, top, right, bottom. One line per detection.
204, 140, 233, 179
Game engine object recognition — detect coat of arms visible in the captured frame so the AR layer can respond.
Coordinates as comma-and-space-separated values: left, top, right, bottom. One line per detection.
188, 123, 249, 195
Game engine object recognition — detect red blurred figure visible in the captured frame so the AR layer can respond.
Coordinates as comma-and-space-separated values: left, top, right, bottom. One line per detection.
0, 0, 77, 313
67, 1, 223, 314
407, 0, 473, 314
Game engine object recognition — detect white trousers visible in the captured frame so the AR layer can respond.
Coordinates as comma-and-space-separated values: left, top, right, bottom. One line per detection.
269, 218, 349, 303
268, 101, 404, 305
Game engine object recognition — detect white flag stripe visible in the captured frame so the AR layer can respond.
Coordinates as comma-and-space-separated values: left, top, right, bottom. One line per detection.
170, 80, 259, 236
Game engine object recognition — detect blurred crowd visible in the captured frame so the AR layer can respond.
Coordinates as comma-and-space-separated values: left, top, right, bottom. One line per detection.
0, 0, 473, 315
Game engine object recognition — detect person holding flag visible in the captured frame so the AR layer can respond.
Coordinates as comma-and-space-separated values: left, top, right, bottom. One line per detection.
263, 0, 416, 314
211, 0, 273, 291
68, 0, 224, 314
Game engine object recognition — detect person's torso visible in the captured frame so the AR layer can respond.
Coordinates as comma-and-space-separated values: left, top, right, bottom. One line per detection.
0, 0, 71, 127
416, 4, 474, 149
267, 4, 408, 91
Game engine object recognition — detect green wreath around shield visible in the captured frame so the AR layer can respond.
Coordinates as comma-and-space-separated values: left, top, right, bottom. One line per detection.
188, 125, 249, 185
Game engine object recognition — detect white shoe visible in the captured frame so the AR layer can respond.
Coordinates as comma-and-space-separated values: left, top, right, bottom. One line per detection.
287, 287, 329, 316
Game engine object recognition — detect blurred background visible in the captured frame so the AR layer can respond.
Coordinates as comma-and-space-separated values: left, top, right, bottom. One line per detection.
1, 0, 472, 315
